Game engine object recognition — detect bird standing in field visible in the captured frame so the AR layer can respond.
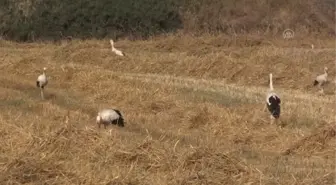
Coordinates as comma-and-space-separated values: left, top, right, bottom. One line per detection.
265, 73, 281, 124
96, 109, 125, 129
36, 67, 48, 100
313, 67, 328, 94
110, 39, 125, 56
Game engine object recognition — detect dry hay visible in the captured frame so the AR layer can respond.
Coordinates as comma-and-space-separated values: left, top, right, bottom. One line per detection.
0, 35, 335, 184
282, 122, 336, 156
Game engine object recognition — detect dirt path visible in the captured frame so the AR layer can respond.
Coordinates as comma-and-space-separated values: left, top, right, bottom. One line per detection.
116, 72, 334, 104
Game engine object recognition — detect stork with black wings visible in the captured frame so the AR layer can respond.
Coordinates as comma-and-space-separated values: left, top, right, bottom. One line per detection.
265, 73, 281, 123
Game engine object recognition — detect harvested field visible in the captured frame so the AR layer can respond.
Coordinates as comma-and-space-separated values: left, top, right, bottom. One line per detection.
0, 35, 335, 184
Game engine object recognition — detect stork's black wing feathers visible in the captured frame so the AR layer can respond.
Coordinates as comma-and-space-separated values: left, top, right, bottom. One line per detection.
267, 95, 281, 119
113, 109, 125, 127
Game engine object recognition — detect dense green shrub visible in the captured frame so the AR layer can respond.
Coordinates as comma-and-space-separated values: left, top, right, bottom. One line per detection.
0, 0, 182, 41
0, 0, 334, 41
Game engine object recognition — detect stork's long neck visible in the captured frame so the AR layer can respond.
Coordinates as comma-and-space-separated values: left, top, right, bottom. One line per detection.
110, 40, 115, 50
269, 73, 274, 91
324, 69, 328, 75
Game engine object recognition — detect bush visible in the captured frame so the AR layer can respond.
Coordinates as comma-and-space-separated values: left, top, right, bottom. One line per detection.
0, 0, 334, 41
0, 0, 182, 41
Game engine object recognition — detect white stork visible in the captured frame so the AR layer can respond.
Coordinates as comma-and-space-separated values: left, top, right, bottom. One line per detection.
313, 67, 328, 94
36, 67, 48, 100
265, 73, 281, 123
96, 109, 125, 129
110, 39, 125, 56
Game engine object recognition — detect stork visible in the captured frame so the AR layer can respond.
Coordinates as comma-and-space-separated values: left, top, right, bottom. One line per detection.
96, 109, 125, 129
110, 39, 125, 56
265, 73, 281, 124
313, 67, 328, 94
36, 67, 48, 100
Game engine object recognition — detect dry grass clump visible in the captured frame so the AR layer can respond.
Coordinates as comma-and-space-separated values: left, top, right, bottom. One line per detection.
0, 118, 256, 184
177, 147, 253, 185
282, 123, 336, 156
0, 35, 335, 184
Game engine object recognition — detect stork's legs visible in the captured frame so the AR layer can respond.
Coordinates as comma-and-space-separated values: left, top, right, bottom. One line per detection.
318, 87, 324, 95
316, 83, 326, 95
269, 115, 275, 125
263, 104, 267, 112
40, 88, 45, 100
320, 89, 324, 94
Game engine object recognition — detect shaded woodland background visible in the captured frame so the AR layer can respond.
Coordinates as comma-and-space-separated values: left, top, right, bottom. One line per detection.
0, 0, 335, 41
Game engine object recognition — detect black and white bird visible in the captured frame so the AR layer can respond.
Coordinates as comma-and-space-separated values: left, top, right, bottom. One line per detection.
265, 73, 281, 122
110, 39, 125, 56
313, 67, 328, 94
96, 109, 125, 129
36, 67, 48, 100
